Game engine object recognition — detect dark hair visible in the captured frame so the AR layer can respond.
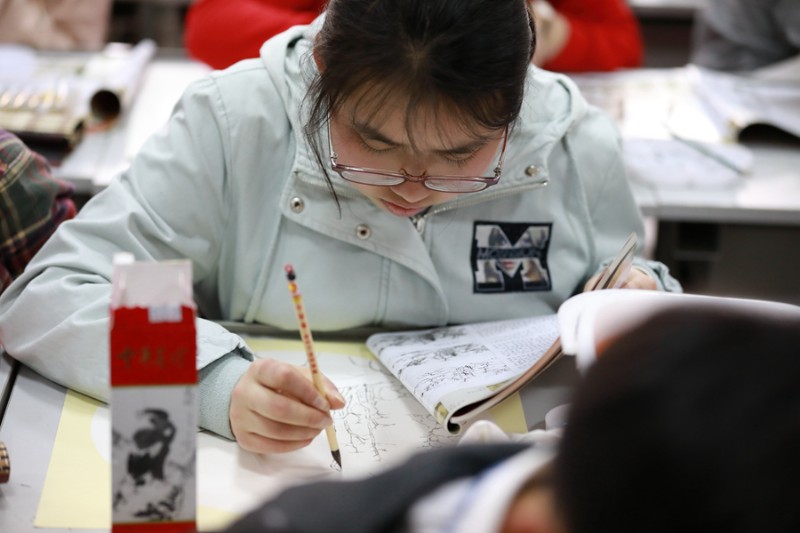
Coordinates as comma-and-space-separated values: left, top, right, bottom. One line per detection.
555, 306, 800, 533
303, 0, 535, 196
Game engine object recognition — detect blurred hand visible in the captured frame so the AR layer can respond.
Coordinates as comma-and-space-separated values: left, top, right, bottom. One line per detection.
229, 358, 345, 454
528, 0, 570, 66
583, 266, 657, 292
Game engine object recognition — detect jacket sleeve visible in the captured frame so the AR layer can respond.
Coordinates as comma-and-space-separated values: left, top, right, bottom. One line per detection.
0, 76, 254, 437
567, 108, 682, 293
184, 0, 324, 69
542, 0, 643, 72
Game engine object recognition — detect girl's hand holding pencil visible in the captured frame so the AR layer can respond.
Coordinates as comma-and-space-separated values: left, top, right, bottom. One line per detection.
229, 357, 345, 455
582, 233, 657, 292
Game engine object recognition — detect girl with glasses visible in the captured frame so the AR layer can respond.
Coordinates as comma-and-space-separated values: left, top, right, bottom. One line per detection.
0, 0, 680, 455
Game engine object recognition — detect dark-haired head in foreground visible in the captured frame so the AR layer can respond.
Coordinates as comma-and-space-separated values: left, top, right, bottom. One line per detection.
556, 306, 800, 533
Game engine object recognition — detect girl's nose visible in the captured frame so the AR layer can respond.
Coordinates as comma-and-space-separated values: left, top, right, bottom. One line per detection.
390, 178, 431, 204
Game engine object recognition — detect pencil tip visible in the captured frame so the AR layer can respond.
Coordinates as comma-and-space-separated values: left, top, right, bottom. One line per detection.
332, 450, 342, 470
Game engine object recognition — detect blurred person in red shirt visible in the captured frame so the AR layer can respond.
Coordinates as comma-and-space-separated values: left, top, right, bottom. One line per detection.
184, 0, 642, 72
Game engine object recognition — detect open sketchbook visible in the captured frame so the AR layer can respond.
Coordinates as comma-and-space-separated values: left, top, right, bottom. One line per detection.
573, 60, 800, 189
366, 233, 637, 434
689, 59, 800, 143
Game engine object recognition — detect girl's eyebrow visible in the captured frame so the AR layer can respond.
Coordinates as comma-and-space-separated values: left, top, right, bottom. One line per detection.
352, 121, 400, 146
352, 120, 490, 155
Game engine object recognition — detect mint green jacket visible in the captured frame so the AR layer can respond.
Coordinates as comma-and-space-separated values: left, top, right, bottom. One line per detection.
0, 22, 680, 439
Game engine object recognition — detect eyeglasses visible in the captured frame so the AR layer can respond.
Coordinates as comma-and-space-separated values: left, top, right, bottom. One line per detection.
327, 120, 508, 193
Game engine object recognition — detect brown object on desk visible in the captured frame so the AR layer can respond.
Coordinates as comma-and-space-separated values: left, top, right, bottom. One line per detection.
0, 441, 9, 483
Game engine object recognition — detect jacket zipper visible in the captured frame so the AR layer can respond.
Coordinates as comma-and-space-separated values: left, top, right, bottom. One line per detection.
411, 176, 550, 234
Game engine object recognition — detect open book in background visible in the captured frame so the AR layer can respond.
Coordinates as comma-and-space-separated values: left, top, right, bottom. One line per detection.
570, 67, 765, 191
366, 233, 637, 434
0, 40, 155, 164
689, 59, 800, 143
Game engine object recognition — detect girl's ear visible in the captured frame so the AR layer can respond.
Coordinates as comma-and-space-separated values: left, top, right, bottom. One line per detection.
313, 44, 325, 72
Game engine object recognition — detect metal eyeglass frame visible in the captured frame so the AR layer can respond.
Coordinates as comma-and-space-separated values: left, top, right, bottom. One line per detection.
327, 119, 508, 193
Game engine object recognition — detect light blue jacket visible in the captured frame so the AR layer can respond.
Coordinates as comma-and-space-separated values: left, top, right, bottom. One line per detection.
0, 22, 680, 439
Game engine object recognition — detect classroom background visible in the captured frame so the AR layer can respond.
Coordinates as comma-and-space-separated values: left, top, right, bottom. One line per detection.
2, 1, 798, 302
2, 1, 800, 531
89, 0, 800, 305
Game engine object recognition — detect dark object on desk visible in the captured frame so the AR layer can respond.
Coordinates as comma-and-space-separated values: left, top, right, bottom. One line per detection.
224, 443, 528, 533
87, 40, 157, 122
0, 441, 9, 483
736, 123, 800, 144
13, 129, 84, 167
690, 64, 800, 142
0, 91, 85, 163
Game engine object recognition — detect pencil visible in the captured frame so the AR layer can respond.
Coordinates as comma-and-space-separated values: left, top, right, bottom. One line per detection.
669, 132, 749, 176
284, 264, 342, 469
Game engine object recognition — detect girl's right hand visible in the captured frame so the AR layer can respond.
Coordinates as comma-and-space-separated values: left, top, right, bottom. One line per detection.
229, 358, 345, 454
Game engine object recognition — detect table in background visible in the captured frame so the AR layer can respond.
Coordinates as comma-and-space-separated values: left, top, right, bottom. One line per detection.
53, 55, 210, 197
632, 136, 800, 304
572, 65, 800, 305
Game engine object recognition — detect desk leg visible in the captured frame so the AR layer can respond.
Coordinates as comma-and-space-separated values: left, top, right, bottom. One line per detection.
655, 221, 800, 305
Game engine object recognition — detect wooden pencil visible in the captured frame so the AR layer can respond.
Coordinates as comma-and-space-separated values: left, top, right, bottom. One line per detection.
284, 264, 342, 469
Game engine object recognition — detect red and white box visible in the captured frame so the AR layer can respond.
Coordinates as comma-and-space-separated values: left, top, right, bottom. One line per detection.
109, 254, 197, 533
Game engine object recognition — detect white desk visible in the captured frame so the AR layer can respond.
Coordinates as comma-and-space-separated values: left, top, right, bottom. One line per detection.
630, 138, 800, 226
0, 367, 81, 532
0, 340, 575, 532
53, 57, 210, 195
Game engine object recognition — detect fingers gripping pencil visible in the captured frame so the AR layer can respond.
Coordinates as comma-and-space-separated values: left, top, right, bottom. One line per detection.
284, 264, 342, 470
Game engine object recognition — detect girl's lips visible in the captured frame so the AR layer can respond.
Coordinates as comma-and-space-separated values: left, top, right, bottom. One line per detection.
382, 200, 425, 218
